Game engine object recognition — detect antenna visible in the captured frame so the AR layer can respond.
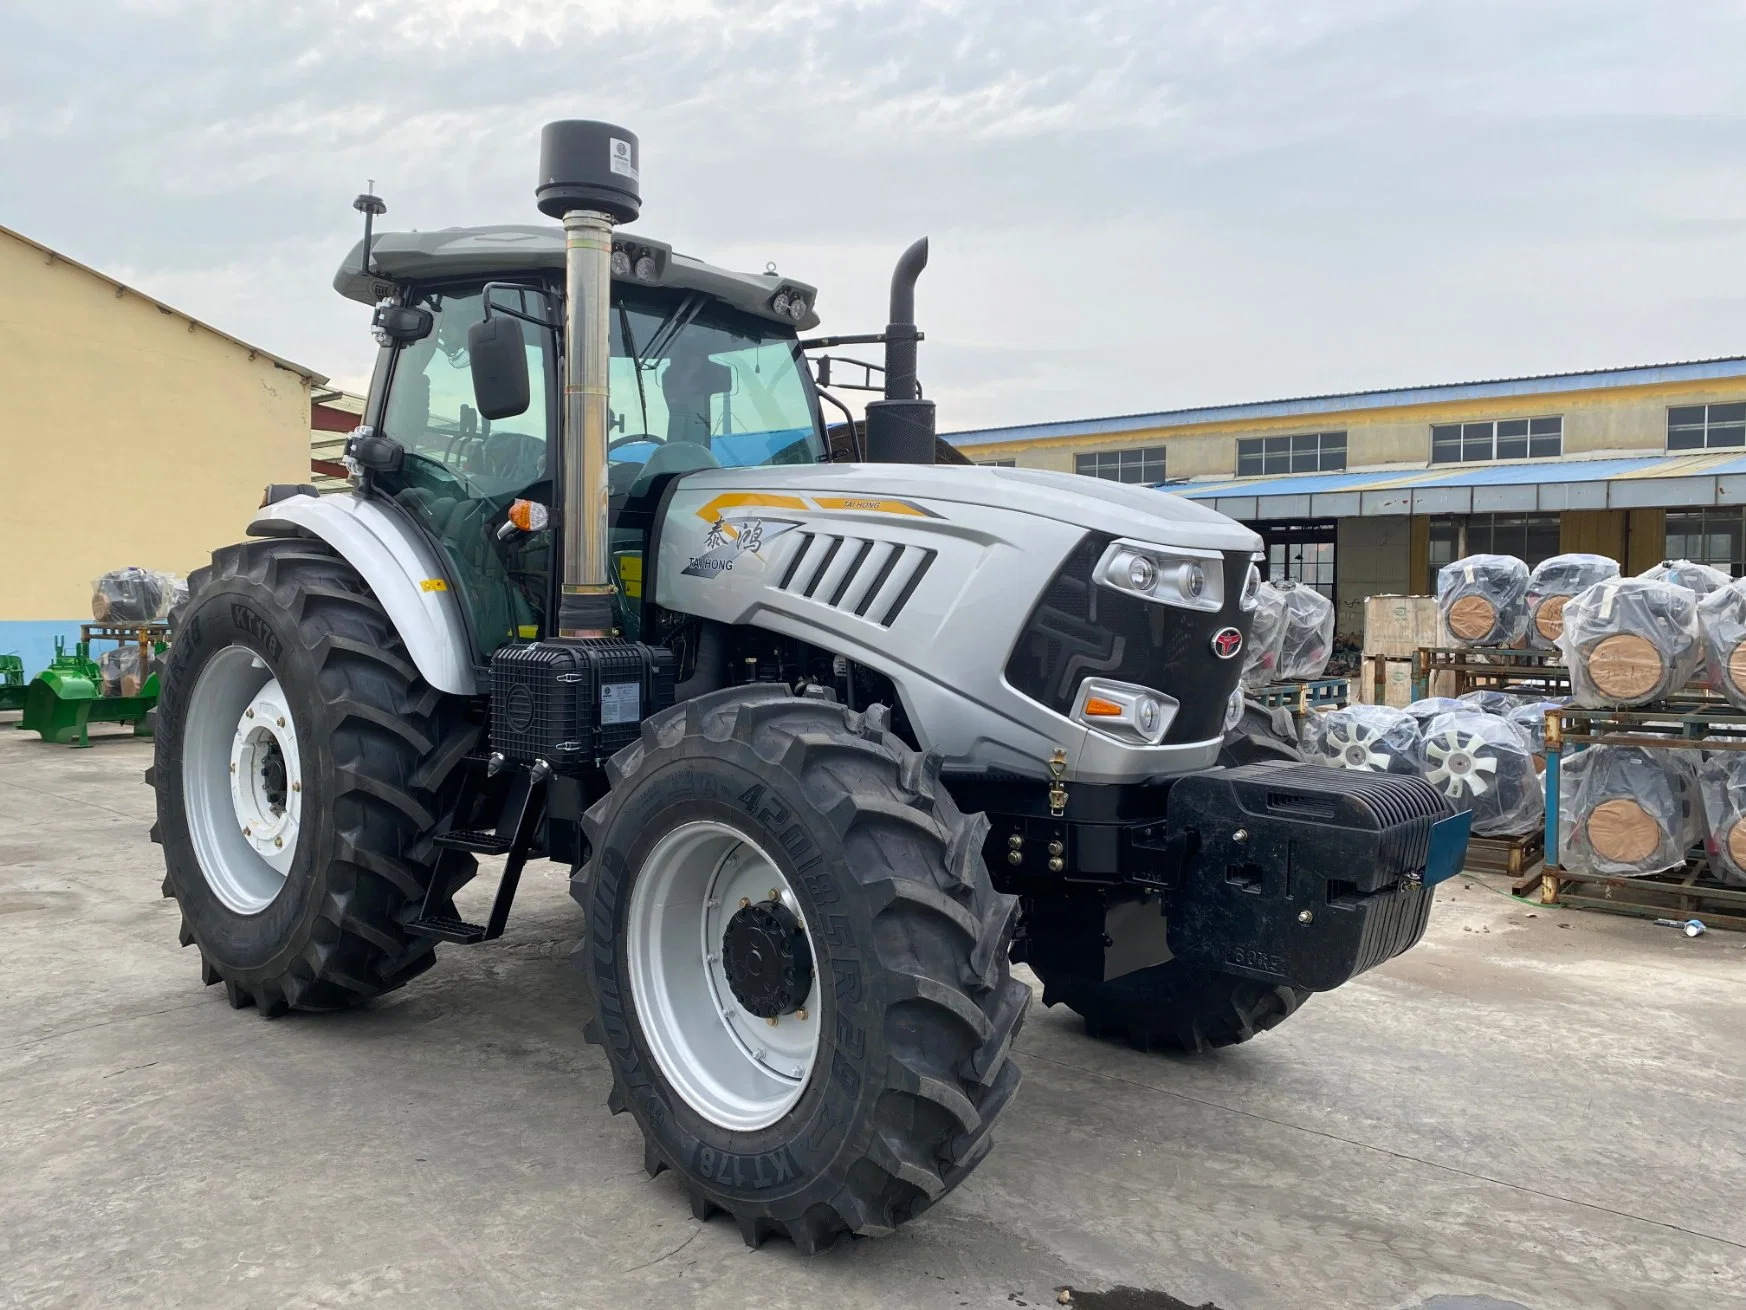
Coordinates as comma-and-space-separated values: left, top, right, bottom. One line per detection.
353, 180, 386, 276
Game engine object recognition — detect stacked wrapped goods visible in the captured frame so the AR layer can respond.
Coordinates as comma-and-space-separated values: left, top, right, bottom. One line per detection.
1437, 554, 1530, 648
1507, 698, 1568, 760
1419, 710, 1543, 837
1314, 704, 1424, 776
1524, 553, 1618, 650
1403, 697, 1465, 730
1697, 579, 1746, 710
1274, 581, 1334, 680
1557, 746, 1705, 877
1639, 558, 1730, 599
1696, 749, 1746, 887
91, 568, 179, 623
1557, 577, 1701, 707
1240, 581, 1289, 689
1458, 689, 1524, 716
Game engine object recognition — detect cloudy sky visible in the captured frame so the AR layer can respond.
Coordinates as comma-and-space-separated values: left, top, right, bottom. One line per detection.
5, 1, 1745, 432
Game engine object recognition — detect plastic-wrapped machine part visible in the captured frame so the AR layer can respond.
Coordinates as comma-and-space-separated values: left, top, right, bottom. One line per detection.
91, 568, 167, 623
97, 646, 143, 698
1437, 554, 1530, 648
1404, 697, 1466, 730
1525, 553, 1619, 650
164, 574, 189, 621
1420, 709, 1544, 837
1506, 698, 1569, 757
1697, 580, 1746, 711
1639, 558, 1731, 599
1274, 581, 1334, 680
1314, 704, 1424, 776
1556, 577, 1701, 707
1296, 708, 1323, 761
1697, 748, 1746, 887
1241, 581, 1289, 689
1458, 689, 1526, 717
1557, 745, 1705, 877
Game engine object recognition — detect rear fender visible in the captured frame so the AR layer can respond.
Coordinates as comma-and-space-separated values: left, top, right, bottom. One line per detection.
248, 494, 477, 696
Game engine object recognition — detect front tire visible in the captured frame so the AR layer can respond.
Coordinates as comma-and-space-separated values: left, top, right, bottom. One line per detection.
578, 686, 1029, 1250
151, 537, 479, 1014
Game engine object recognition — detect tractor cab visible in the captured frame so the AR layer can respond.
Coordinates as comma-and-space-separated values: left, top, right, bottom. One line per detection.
332, 226, 829, 657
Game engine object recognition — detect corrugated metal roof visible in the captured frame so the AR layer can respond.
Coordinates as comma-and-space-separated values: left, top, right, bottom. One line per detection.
947, 357, 1746, 448
1, 223, 328, 384
1173, 452, 1746, 520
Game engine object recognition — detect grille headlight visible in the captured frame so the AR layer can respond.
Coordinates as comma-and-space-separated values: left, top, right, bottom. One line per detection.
1240, 562, 1261, 611
1073, 678, 1178, 745
1095, 540, 1226, 612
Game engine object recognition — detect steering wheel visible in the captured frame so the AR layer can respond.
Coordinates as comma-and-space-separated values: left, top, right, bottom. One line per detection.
608, 433, 661, 455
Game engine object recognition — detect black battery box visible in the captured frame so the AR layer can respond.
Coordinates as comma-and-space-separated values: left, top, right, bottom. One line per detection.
490, 639, 675, 768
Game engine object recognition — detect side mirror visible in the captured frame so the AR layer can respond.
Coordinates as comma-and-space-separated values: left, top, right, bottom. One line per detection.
467, 315, 530, 420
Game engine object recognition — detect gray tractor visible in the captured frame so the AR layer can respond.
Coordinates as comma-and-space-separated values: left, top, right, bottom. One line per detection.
150, 120, 1468, 1251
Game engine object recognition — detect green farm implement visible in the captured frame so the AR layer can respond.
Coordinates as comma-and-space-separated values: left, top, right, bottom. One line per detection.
16, 624, 166, 747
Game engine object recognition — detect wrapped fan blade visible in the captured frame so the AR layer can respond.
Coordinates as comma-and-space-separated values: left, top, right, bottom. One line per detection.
1316, 704, 1424, 775
1438, 554, 1530, 648
1557, 578, 1701, 707
1421, 710, 1541, 836
1525, 553, 1619, 650
1274, 581, 1334, 680
1558, 745, 1704, 877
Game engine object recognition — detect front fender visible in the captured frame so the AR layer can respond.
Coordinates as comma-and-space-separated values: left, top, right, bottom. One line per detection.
249, 494, 477, 696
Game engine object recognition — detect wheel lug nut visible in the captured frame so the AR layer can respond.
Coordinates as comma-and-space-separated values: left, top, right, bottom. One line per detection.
767, 1016, 779, 1027
276, 716, 286, 728
768, 888, 780, 901
291, 782, 301, 793
738, 897, 750, 909
245, 708, 254, 718
796, 1008, 807, 1021
274, 836, 283, 848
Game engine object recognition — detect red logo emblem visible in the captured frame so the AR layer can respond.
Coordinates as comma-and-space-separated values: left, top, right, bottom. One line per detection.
1211, 627, 1243, 660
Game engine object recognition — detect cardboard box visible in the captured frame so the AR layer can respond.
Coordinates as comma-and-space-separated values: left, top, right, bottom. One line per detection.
1356, 656, 1415, 707
1363, 595, 1442, 659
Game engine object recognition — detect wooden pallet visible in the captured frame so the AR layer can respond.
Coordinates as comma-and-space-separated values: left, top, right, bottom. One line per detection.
1534, 864, 1746, 932
1460, 831, 1544, 883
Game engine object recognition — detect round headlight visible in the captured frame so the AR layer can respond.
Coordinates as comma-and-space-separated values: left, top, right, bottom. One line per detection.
771, 292, 791, 318
610, 248, 632, 277
1127, 555, 1158, 592
1138, 696, 1161, 734
1184, 562, 1207, 599
787, 296, 809, 322
634, 254, 658, 281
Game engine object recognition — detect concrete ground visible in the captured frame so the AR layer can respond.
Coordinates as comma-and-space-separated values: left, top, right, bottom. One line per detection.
1, 722, 1742, 1310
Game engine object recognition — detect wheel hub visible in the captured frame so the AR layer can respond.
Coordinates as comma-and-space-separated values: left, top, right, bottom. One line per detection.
722, 900, 813, 1019
228, 684, 302, 862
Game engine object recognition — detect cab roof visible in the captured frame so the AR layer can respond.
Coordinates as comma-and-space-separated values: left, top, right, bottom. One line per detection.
333, 224, 820, 331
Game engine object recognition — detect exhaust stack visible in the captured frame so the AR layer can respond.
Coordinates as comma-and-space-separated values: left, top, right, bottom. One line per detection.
863, 237, 936, 464
536, 120, 641, 637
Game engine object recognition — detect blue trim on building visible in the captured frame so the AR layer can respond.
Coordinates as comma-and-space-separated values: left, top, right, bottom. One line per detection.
0, 621, 87, 687
947, 357, 1746, 448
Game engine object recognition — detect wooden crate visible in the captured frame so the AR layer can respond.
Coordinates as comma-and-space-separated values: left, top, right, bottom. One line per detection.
1534, 864, 1746, 932
1460, 831, 1544, 883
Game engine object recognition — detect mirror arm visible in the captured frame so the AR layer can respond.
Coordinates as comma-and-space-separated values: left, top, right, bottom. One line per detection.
480, 282, 562, 331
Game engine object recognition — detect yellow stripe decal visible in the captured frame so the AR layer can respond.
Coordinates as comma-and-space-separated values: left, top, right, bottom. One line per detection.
811, 495, 941, 518
695, 492, 810, 521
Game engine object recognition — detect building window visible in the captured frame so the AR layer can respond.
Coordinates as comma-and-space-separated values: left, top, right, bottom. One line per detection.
1425, 513, 1561, 592
1667, 404, 1746, 451
1430, 417, 1562, 463
1252, 520, 1337, 600
1236, 431, 1347, 477
978, 459, 1016, 467
1666, 507, 1745, 574
1075, 446, 1166, 483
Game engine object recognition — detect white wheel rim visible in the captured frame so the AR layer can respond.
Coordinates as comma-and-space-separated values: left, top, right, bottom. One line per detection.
626, 820, 821, 1132
182, 645, 303, 915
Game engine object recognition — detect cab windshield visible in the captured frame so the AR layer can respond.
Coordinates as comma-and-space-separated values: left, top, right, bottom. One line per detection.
608, 288, 825, 489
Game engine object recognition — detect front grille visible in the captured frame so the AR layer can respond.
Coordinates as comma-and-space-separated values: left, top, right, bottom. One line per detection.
1004, 533, 1253, 744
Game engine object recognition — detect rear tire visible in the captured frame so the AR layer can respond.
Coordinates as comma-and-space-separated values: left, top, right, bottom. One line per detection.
151, 536, 479, 1014
1032, 956, 1310, 1054
578, 685, 1029, 1250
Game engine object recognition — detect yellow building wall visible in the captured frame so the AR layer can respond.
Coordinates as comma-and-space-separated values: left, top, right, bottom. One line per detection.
956, 377, 1746, 474
0, 231, 315, 620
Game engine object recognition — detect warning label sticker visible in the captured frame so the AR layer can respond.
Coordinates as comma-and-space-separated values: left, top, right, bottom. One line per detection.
609, 138, 638, 181
600, 681, 640, 726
